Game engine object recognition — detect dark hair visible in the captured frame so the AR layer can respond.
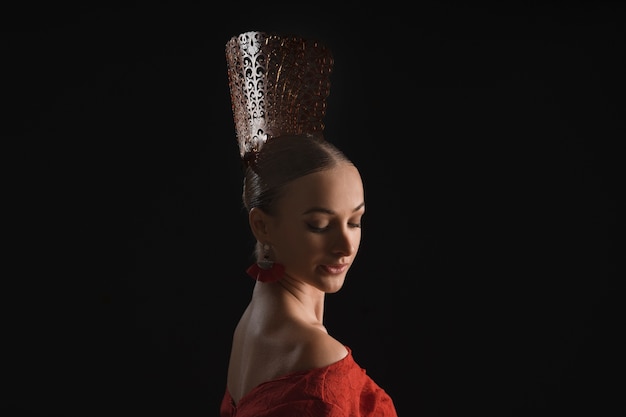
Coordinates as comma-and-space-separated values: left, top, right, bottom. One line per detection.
243, 133, 352, 215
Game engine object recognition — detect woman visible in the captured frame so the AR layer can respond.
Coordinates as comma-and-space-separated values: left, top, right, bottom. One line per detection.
221, 31, 398, 417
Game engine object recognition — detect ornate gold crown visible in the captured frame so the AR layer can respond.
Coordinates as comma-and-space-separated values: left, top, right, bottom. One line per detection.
225, 31, 333, 166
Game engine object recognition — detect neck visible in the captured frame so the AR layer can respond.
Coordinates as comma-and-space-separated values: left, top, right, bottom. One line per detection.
253, 278, 326, 324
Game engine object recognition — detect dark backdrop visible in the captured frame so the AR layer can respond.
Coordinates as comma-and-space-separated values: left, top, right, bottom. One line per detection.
3, 2, 623, 416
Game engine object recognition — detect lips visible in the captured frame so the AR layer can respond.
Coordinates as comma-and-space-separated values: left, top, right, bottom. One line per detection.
320, 264, 349, 275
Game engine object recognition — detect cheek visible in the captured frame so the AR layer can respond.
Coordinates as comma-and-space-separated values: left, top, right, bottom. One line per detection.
278, 233, 323, 262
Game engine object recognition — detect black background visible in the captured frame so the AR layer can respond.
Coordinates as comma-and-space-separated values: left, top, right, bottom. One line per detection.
3, 1, 624, 416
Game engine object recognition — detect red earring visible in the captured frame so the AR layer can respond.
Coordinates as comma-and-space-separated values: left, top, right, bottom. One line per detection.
246, 244, 285, 283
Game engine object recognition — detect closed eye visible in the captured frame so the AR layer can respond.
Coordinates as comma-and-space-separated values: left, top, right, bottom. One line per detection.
308, 222, 361, 232
307, 224, 328, 233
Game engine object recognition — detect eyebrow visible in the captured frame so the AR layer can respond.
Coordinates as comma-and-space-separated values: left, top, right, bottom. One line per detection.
301, 202, 365, 215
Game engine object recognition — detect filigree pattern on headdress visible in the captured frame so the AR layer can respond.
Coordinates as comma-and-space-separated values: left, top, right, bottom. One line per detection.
225, 31, 333, 166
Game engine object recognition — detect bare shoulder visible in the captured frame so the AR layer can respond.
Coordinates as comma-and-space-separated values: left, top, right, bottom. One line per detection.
292, 326, 348, 371
227, 316, 348, 403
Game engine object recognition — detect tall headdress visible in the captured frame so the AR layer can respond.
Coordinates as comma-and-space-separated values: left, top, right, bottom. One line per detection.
225, 31, 333, 167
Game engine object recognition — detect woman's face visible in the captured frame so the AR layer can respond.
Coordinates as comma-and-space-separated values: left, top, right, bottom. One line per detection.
268, 163, 365, 293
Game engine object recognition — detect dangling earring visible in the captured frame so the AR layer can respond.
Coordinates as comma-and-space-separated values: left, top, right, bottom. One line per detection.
246, 244, 285, 283
257, 244, 273, 270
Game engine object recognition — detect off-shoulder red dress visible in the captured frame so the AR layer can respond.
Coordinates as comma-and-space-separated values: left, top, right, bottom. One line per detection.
220, 347, 397, 417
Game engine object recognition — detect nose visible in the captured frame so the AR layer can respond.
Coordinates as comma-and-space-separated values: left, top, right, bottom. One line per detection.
332, 226, 358, 256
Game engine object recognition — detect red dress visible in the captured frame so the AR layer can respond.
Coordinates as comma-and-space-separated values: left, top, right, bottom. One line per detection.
220, 347, 398, 417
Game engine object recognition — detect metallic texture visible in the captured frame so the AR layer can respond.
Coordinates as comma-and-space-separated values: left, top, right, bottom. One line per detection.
225, 31, 333, 165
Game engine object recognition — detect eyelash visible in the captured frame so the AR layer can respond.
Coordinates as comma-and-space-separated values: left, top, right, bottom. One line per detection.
307, 223, 362, 233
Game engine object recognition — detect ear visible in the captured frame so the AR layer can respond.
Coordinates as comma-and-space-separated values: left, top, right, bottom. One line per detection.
249, 207, 272, 243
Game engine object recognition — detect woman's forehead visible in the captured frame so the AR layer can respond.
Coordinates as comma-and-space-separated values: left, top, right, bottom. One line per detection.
279, 165, 364, 211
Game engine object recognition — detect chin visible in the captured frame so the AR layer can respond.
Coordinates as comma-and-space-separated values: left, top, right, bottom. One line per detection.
321, 275, 347, 294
